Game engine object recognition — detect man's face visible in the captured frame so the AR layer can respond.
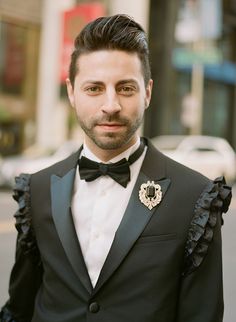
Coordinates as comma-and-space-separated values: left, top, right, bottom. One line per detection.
66, 50, 152, 157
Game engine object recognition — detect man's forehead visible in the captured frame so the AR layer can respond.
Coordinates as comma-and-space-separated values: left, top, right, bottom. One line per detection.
75, 50, 143, 76
76, 50, 141, 66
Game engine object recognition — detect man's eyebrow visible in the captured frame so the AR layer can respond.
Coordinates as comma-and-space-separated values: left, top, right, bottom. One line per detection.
81, 80, 104, 86
116, 79, 140, 87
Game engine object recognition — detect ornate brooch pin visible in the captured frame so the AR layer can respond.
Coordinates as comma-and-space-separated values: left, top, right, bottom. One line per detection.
139, 180, 162, 210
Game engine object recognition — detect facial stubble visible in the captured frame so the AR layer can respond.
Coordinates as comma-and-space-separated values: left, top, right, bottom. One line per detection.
77, 112, 144, 150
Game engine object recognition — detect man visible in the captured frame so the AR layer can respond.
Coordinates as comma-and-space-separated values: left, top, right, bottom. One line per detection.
0, 14, 232, 322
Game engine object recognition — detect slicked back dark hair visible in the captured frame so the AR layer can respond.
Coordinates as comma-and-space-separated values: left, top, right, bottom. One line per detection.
69, 14, 151, 87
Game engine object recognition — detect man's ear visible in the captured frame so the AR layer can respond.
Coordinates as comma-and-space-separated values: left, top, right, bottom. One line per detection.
66, 78, 75, 108
145, 79, 153, 109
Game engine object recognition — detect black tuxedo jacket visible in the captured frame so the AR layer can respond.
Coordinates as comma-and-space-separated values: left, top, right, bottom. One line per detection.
1, 139, 231, 322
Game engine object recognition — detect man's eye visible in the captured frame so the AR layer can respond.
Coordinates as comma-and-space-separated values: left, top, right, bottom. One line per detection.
86, 86, 102, 94
118, 86, 135, 95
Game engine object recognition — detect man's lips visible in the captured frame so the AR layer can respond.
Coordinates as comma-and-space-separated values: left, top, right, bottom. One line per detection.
96, 123, 125, 131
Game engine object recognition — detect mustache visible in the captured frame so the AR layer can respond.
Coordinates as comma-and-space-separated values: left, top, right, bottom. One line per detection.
93, 115, 130, 125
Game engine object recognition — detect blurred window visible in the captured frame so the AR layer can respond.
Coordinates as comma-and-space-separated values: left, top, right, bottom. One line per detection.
0, 21, 27, 96
0, 121, 23, 155
202, 79, 231, 138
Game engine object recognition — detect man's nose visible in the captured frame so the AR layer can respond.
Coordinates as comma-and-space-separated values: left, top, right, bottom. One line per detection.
101, 90, 121, 114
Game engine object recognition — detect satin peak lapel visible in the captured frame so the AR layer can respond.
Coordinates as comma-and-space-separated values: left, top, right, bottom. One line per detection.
51, 169, 93, 294
93, 171, 171, 294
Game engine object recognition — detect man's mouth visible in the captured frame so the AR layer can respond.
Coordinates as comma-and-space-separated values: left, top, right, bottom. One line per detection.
96, 123, 125, 131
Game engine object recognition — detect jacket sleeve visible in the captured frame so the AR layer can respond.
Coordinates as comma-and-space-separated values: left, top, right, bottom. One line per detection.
0, 174, 43, 322
176, 177, 232, 322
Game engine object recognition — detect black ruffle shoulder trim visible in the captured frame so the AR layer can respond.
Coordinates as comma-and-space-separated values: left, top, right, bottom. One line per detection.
0, 306, 17, 322
13, 173, 41, 265
183, 176, 232, 276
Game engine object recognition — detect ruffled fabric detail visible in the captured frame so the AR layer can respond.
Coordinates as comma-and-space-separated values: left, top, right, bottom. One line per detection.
183, 176, 232, 276
0, 306, 16, 322
13, 174, 41, 265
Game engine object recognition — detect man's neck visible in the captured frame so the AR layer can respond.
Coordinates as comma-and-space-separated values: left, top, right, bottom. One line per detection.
84, 136, 140, 162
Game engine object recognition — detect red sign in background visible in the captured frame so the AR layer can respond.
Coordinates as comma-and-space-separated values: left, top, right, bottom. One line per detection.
60, 3, 105, 83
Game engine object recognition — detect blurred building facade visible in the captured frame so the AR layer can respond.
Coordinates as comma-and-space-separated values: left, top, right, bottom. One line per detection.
0, 0, 41, 155
145, 0, 236, 151
0, 0, 150, 154
0, 0, 236, 155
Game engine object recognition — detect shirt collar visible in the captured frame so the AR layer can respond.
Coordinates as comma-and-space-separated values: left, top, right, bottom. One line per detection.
82, 137, 141, 164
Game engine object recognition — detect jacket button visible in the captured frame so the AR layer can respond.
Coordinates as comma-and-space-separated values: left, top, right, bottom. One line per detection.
89, 302, 100, 313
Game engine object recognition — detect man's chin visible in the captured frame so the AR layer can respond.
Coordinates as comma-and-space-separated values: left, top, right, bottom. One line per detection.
91, 133, 130, 150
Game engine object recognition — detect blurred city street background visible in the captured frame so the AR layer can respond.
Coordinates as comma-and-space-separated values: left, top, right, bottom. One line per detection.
0, 0, 236, 320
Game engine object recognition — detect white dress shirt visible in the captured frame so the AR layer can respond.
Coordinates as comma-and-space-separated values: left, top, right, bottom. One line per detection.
71, 138, 146, 287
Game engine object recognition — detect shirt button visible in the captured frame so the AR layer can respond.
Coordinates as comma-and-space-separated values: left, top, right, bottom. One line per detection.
89, 302, 100, 313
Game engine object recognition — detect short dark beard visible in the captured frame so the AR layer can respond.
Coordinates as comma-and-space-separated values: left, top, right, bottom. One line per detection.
78, 114, 143, 150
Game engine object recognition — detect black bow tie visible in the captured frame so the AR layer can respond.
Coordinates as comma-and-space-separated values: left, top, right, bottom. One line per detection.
78, 139, 145, 187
